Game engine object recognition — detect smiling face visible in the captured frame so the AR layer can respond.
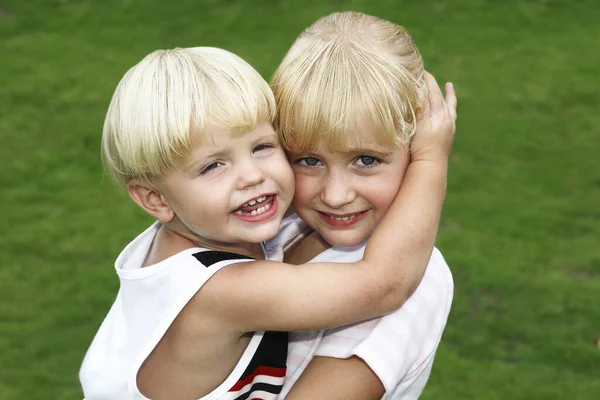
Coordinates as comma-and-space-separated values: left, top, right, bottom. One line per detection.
288, 130, 409, 248
159, 122, 295, 248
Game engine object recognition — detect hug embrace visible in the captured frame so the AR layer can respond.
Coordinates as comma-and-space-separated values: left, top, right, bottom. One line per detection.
80, 11, 457, 400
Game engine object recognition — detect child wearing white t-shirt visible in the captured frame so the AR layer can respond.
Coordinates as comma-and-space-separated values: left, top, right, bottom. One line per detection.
270, 11, 457, 399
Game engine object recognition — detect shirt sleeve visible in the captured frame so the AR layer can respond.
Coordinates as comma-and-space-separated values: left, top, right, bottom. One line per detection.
313, 248, 454, 394
383, 352, 435, 400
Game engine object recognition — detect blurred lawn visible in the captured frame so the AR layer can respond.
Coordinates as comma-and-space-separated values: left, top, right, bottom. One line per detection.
1, 0, 599, 399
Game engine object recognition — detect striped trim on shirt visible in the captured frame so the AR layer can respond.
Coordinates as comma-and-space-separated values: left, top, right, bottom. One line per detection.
222, 331, 288, 400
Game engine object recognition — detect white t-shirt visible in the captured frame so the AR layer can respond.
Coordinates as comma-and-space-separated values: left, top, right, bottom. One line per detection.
80, 222, 288, 400
266, 214, 454, 399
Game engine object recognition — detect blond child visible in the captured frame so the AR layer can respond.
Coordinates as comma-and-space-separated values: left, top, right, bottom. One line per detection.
270, 12, 457, 399
79, 46, 454, 399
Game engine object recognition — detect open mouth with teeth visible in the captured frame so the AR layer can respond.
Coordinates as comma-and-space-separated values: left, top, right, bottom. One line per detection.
232, 195, 277, 221
328, 214, 357, 221
318, 210, 368, 227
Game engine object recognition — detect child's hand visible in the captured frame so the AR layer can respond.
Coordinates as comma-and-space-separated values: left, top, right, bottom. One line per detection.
410, 71, 457, 163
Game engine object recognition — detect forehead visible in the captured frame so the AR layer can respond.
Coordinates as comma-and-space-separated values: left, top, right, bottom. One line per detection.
191, 122, 276, 148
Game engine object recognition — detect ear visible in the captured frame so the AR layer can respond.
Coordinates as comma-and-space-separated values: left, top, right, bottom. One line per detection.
127, 180, 174, 223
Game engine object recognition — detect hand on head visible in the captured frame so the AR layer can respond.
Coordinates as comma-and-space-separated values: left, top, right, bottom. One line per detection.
410, 71, 457, 163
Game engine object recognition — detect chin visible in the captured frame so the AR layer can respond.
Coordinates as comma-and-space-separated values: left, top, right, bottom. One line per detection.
251, 224, 281, 243
321, 231, 367, 248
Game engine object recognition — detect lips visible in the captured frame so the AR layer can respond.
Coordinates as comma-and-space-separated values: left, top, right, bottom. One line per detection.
317, 210, 369, 227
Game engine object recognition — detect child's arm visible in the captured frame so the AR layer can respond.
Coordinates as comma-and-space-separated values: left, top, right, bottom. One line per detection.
285, 356, 385, 400
199, 73, 457, 332
283, 246, 454, 399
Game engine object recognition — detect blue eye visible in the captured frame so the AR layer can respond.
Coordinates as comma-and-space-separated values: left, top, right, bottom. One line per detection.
297, 157, 322, 167
355, 156, 379, 167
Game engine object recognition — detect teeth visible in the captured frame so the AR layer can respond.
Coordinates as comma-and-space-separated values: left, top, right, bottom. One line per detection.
329, 214, 356, 221
243, 196, 268, 207
246, 201, 272, 216
251, 206, 264, 216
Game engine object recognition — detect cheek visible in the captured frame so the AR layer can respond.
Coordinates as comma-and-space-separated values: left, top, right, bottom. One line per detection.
369, 153, 409, 215
367, 172, 405, 219
181, 177, 232, 211
292, 173, 319, 209
271, 152, 295, 192
187, 189, 226, 218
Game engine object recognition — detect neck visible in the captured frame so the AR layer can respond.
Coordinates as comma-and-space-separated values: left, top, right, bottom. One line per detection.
284, 230, 331, 265
144, 223, 265, 267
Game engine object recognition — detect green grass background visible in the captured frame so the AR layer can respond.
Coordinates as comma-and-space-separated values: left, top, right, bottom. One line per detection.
1, 0, 599, 398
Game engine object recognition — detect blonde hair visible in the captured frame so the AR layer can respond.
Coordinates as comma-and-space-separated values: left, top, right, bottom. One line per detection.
102, 47, 276, 187
272, 11, 426, 152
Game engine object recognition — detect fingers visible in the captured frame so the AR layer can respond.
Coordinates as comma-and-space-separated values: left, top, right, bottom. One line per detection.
445, 82, 457, 122
424, 71, 444, 113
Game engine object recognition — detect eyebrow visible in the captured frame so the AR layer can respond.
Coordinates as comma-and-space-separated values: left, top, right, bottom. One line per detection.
253, 132, 280, 144
344, 148, 395, 158
288, 147, 394, 158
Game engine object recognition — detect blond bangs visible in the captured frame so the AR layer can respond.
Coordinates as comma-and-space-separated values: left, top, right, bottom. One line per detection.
278, 90, 400, 153
273, 11, 426, 153
277, 64, 422, 153
102, 47, 275, 187
191, 48, 276, 139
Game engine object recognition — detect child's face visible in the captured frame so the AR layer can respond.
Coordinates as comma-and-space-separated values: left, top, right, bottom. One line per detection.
288, 130, 409, 248
160, 122, 295, 246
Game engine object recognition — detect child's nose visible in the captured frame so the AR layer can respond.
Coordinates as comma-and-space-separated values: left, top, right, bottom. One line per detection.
320, 172, 355, 209
237, 160, 265, 189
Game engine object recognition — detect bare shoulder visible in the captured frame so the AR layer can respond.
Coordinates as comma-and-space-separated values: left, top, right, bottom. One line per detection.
185, 259, 282, 328
184, 263, 252, 330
